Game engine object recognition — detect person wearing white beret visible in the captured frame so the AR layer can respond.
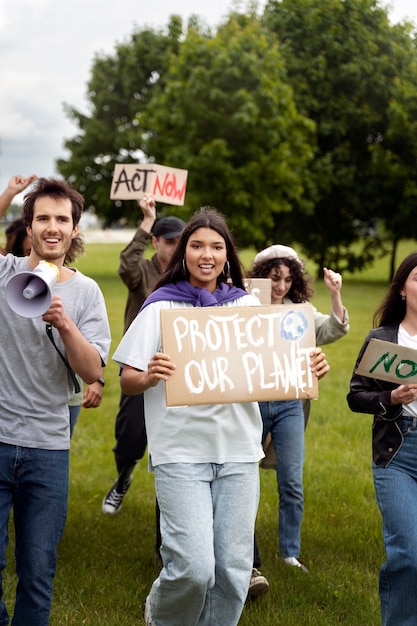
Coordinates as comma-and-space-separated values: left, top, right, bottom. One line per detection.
247, 243, 349, 597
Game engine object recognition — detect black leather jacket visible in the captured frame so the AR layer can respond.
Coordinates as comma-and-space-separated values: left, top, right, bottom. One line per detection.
347, 324, 404, 467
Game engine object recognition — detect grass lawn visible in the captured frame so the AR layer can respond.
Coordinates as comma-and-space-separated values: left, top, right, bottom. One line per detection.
4, 237, 417, 625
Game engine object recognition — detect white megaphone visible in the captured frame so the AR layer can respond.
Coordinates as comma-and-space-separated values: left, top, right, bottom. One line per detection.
5, 260, 60, 318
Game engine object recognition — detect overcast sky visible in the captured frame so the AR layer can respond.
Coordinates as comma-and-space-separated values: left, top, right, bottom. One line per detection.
0, 0, 416, 199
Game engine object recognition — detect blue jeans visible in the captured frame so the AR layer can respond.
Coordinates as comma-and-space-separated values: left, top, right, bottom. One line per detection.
259, 399, 304, 557
0, 443, 69, 626
69, 405, 81, 438
373, 416, 417, 626
149, 462, 259, 626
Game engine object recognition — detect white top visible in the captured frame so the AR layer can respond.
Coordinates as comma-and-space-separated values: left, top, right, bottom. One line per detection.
113, 295, 264, 467
0, 254, 111, 449
398, 324, 417, 418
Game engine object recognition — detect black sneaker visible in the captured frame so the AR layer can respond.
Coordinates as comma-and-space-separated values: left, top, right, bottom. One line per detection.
101, 477, 131, 515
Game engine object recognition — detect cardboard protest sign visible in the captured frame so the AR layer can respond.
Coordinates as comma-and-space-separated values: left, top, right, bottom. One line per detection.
110, 163, 188, 206
356, 338, 417, 384
161, 303, 317, 406
243, 278, 271, 305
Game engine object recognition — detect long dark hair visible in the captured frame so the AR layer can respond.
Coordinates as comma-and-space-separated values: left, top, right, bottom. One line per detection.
249, 256, 313, 303
155, 207, 245, 290
373, 252, 417, 327
5, 218, 28, 256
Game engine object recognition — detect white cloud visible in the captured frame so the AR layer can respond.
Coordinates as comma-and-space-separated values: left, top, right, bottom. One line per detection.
0, 0, 415, 193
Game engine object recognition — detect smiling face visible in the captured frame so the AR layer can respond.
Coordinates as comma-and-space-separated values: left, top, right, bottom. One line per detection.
26, 196, 79, 267
267, 263, 293, 304
184, 227, 227, 292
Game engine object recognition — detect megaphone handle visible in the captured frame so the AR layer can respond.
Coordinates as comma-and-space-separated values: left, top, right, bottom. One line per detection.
45, 323, 81, 394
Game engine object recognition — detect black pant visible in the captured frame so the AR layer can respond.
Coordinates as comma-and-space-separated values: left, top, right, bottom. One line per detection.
112, 391, 161, 555
253, 534, 261, 568
113, 392, 147, 466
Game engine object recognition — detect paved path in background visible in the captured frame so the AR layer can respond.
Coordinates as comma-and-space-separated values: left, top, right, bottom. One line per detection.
82, 229, 136, 244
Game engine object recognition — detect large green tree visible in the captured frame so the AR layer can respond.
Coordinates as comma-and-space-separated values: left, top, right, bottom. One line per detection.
57, 16, 183, 225
57, 2, 417, 275
263, 0, 417, 273
141, 13, 314, 247
366, 30, 417, 278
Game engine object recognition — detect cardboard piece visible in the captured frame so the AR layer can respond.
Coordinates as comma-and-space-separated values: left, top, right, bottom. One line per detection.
110, 163, 188, 206
356, 338, 417, 384
243, 278, 271, 305
161, 303, 318, 406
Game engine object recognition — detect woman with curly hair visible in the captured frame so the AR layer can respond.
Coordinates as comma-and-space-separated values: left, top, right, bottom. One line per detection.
247, 244, 348, 596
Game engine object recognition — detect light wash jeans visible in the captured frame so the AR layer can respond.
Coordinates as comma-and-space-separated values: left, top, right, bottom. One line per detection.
259, 399, 304, 557
373, 416, 417, 626
0, 443, 69, 626
148, 462, 260, 626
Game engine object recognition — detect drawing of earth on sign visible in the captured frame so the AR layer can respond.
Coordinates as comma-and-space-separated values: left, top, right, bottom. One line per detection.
281, 310, 308, 341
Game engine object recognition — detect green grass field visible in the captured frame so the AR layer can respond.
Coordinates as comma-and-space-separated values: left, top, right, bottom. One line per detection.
4, 238, 417, 625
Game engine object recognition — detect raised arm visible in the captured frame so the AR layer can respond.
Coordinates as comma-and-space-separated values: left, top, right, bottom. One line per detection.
118, 194, 156, 289
0, 175, 37, 219
322, 267, 346, 323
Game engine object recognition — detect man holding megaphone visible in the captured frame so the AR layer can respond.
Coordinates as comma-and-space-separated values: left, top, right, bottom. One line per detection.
0, 177, 111, 625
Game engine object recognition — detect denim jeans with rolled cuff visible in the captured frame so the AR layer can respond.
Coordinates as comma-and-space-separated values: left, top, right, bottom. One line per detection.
373, 416, 417, 626
259, 399, 304, 558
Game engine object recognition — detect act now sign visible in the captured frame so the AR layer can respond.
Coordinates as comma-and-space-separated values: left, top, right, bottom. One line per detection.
110, 163, 188, 206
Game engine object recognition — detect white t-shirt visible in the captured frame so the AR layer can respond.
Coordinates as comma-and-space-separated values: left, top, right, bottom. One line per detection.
398, 324, 417, 418
0, 255, 111, 449
113, 296, 264, 467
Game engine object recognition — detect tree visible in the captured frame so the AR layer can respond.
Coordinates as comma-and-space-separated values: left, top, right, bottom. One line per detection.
263, 0, 417, 274
57, 1, 417, 277
366, 27, 417, 279
141, 13, 314, 247
57, 17, 184, 226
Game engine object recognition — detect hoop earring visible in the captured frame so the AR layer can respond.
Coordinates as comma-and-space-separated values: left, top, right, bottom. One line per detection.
402, 294, 406, 301
223, 261, 230, 279
182, 259, 187, 276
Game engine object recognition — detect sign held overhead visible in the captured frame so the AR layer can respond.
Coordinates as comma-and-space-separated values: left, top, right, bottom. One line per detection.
110, 163, 188, 206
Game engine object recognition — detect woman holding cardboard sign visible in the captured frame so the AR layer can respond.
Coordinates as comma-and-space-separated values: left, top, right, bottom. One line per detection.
248, 244, 347, 596
113, 208, 264, 626
348, 252, 417, 626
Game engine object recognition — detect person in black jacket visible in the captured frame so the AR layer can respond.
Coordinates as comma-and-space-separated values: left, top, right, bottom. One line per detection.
347, 252, 417, 626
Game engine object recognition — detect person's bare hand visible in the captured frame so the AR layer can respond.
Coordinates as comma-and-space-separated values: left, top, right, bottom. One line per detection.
309, 347, 330, 380
139, 194, 156, 221
323, 267, 342, 295
42, 295, 70, 330
82, 381, 103, 408
147, 352, 176, 387
8, 175, 37, 193
391, 384, 417, 405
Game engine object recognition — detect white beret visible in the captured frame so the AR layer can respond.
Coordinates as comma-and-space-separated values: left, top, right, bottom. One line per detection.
254, 244, 302, 267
